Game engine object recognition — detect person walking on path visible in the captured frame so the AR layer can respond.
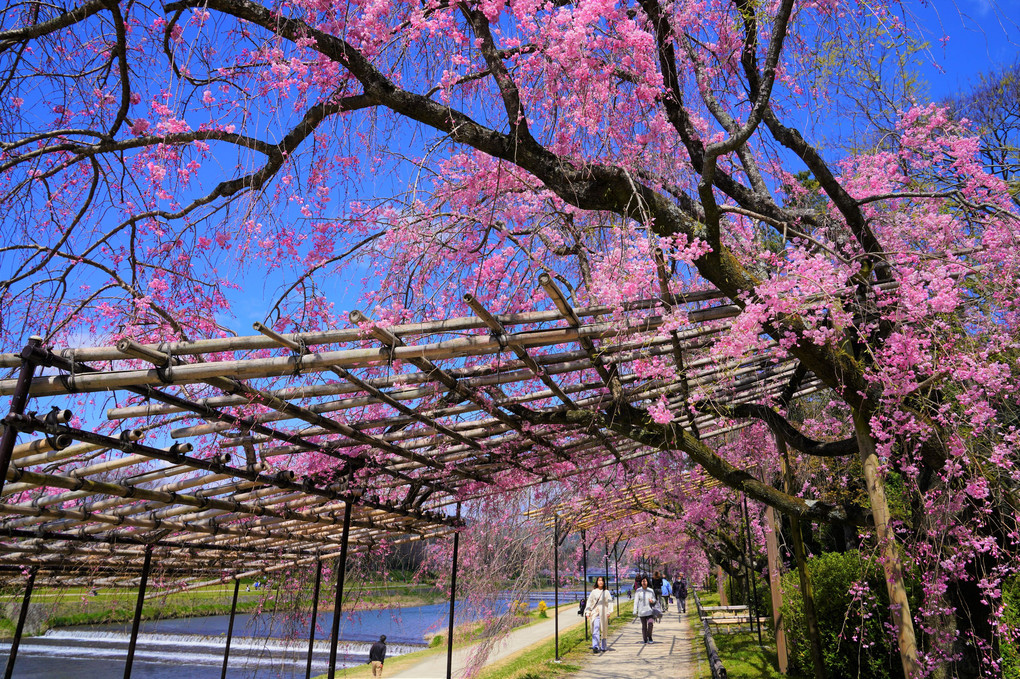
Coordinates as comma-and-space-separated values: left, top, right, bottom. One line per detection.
584, 575, 614, 654
369, 635, 387, 677
673, 574, 688, 613
651, 571, 664, 603
634, 576, 657, 644
660, 575, 672, 612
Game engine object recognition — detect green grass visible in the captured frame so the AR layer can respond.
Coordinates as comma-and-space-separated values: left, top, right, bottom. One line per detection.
0, 584, 264, 635
474, 609, 633, 679
690, 590, 804, 679
0, 580, 444, 637
311, 603, 580, 679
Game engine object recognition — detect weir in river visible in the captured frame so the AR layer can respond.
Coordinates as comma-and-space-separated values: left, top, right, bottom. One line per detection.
1, 592, 591, 678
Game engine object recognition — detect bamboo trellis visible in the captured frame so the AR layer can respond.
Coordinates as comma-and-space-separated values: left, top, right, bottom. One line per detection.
0, 277, 820, 588
526, 472, 725, 533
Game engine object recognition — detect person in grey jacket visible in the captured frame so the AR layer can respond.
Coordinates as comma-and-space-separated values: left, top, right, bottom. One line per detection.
633, 576, 657, 643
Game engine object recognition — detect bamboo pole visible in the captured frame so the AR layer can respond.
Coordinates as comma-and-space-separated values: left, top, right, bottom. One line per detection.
103, 330, 705, 421
16, 417, 456, 527
3, 305, 741, 397
0, 293, 728, 368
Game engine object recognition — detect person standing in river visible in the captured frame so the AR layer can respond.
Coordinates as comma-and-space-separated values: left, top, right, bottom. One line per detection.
369, 635, 387, 677
584, 575, 613, 654
633, 576, 657, 643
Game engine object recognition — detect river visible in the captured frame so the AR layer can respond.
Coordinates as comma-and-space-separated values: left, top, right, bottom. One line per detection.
2, 590, 592, 678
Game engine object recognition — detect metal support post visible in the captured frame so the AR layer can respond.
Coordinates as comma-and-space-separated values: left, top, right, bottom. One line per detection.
221, 578, 241, 679
554, 516, 560, 662
613, 541, 620, 616
124, 546, 153, 679
0, 337, 42, 496
306, 559, 323, 679
582, 529, 589, 640
744, 494, 763, 644
327, 501, 354, 679
446, 503, 461, 679
3, 566, 37, 679
604, 539, 610, 590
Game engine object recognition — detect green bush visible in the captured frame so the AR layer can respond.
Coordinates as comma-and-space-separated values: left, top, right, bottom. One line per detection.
780, 551, 917, 679
1003, 576, 1020, 679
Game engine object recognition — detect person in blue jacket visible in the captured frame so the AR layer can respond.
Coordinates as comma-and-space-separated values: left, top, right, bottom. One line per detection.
660, 574, 672, 612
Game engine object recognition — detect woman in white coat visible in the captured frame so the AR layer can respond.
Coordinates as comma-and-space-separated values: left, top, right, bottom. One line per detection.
584, 576, 613, 653
633, 576, 657, 643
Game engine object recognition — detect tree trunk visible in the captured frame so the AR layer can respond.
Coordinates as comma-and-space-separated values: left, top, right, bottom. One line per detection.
853, 410, 919, 677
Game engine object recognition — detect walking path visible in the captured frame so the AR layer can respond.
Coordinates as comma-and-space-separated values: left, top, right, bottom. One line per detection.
575, 605, 699, 678
391, 604, 585, 678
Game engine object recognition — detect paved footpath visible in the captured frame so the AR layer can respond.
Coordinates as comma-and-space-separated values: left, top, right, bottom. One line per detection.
575, 605, 698, 679
391, 604, 586, 678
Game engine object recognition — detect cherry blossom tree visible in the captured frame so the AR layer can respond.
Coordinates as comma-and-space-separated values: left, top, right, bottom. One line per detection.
2, 1, 1019, 676
946, 59, 1020, 206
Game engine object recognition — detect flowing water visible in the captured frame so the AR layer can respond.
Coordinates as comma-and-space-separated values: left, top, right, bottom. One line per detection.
2, 591, 589, 678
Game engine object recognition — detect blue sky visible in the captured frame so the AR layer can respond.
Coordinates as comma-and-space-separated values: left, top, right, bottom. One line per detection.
914, 0, 1019, 99
5, 1, 1018, 342
222, 1, 1020, 332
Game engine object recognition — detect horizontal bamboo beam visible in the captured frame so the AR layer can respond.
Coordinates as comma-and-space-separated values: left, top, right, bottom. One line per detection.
2, 304, 739, 397
0, 294, 728, 368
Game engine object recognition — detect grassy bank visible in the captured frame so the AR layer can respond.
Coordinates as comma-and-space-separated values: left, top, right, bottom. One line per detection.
0, 582, 442, 637
690, 590, 802, 679
475, 608, 633, 679
314, 602, 580, 679
0, 585, 263, 636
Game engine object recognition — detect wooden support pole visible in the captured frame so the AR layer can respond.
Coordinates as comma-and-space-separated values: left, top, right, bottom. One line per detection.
124, 546, 153, 679
446, 503, 461, 679
327, 502, 354, 679
3, 566, 37, 679
0, 337, 41, 497
854, 411, 918, 678
765, 507, 788, 674
306, 559, 322, 679
221, 578, 240, 679
717, 565, 728, 606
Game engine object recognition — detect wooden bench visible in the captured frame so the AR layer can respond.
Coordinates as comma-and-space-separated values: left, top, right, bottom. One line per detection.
701, 615, 771, 634
701, 605, 749, 613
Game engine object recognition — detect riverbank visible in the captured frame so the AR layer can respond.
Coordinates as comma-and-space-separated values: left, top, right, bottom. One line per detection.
317, 602, 587, 679
0, 583, 443, 638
